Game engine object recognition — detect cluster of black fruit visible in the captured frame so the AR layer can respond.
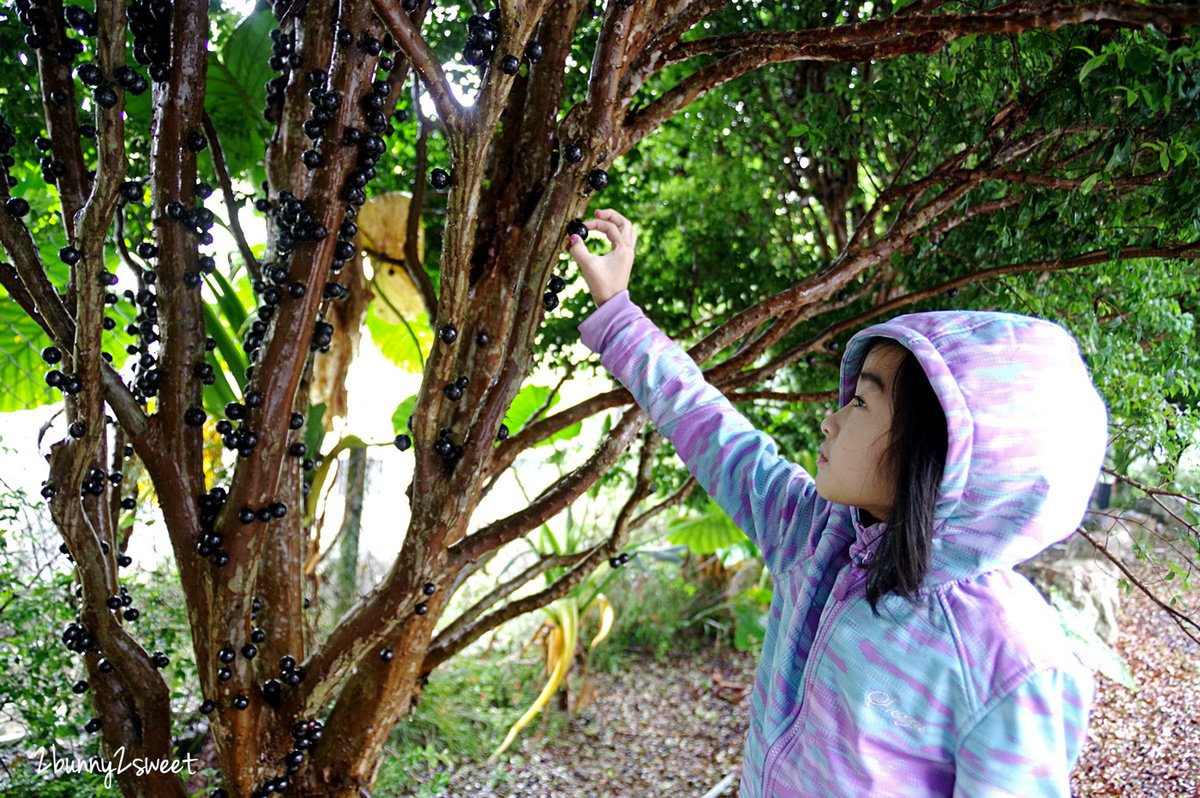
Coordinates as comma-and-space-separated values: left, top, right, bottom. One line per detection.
331, 209, 361, 272
443, 374, 469, 402
277, 653, 305, 686
79, 466, 116, 498
270, 190, 330, 257
62, 621, 114, 734
357, 77, 396, 138
0, 113, 20, 197
268, 27, 301, 74
261, 27, 296, 124
195, 487, 232, 567
13, 0, 78, 59
165, 190, 217, 247
125, 278, 168, 400
43, 346, 84, 395
77, 60, 149, 111
608, 551, 632, 568
218, 396, 265, 458
126, 0, 173, 83
341, 128, 389, 207
543, 272, 567, 311
462, 10, 502, 71
432, 426, 464, 468
62, 621, 98, 655
106, 585, 139, 620
234, 499, 288, 524
31, 134, 68, 186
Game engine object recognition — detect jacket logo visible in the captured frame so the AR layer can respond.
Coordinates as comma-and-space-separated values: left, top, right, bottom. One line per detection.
867, 690, 927, 733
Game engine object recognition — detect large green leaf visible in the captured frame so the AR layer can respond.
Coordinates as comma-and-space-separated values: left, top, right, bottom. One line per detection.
503, 384, 582, 448
0, 301, 56, 412
667, 501, 749, 554
365, 304, 432, 374
203, 10, 275, 180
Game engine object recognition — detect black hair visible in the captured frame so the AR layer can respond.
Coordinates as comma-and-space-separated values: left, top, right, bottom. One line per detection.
859, 338, 948, 615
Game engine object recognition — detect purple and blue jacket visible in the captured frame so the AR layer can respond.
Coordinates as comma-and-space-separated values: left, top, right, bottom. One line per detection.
579, 292, 1108, 797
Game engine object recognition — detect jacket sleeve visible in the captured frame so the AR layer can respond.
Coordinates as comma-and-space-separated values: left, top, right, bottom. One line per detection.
578, 290, 826, 574
953, 667, 1094, 797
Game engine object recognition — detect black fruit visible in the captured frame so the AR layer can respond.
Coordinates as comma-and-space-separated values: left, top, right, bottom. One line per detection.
439, 325, 457, 344
587, 169, 609, 191
567, 219, 587, 239
430, 167, 450, 190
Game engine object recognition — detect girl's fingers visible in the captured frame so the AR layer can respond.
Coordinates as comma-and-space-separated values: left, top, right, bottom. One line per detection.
595, 208, 631, 233
588, 217, 625, 245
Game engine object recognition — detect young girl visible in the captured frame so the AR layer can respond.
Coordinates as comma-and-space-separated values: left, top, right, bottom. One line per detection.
567, 209, 1108, 797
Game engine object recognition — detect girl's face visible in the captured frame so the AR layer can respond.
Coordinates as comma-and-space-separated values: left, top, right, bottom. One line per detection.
815, 344, 906, 523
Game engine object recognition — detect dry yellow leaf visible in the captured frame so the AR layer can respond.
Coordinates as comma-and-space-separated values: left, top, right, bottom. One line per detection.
358, 191, 426, 322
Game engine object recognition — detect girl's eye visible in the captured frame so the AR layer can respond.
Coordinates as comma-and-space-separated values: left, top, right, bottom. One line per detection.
852, 395, 866, 408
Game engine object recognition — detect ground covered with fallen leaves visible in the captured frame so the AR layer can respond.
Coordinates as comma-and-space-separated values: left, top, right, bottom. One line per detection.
389, 579, 1198, 797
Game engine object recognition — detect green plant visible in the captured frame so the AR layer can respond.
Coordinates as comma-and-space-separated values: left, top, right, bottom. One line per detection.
0, 468, 120, 796
373, 656, 545, 796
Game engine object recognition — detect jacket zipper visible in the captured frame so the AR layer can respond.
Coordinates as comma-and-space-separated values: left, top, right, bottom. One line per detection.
758, 573, 854, 793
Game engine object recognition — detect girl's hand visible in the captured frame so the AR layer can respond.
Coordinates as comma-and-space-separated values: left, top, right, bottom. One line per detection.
566, 208, 636, 307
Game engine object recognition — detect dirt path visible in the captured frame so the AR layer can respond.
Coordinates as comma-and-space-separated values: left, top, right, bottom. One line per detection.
389, 582, 1199, 797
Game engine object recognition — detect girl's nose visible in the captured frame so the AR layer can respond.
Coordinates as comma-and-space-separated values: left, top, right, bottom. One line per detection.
820, 411, 836, 438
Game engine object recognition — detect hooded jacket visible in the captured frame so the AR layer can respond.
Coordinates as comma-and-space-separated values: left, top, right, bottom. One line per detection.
578, 293, 1108, 797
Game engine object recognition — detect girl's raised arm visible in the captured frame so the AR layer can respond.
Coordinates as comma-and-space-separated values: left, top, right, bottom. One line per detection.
570, 210, 829, 574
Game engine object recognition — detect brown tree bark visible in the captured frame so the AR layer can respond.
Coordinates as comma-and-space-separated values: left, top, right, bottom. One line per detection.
3, 0, 1199, 795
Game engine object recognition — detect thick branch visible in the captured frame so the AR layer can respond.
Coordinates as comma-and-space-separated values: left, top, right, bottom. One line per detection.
426, 426, 663, 671
371, 0, 464, 131
670, 1, 1200, 63
622, 1, 1200, 154
450, 404, 648, 567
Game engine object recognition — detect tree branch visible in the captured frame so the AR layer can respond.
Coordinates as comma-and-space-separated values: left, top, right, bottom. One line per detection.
1075, 527, 1199, 648
425, 426, 663, 671
371, 0, 464, 132
620, 1, 1200, 155
202, 111, 259, 284
450, 405, 648, 567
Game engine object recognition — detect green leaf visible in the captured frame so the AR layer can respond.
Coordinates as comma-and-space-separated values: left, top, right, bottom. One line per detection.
667, 501, 749, 554
1080, 172, 1101, 195
391, 394, 418, 436
365, 304, 432, 374
787, 123, 809, 138
503, 384, 582, 447
1126, 44, 1155, 76
0, 301, 55, 412
203, 9, 275, 181
1079, 54, 1109, 82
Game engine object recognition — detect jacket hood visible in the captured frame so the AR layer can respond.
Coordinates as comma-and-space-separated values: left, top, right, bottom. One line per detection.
840, 311, 1108, 585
